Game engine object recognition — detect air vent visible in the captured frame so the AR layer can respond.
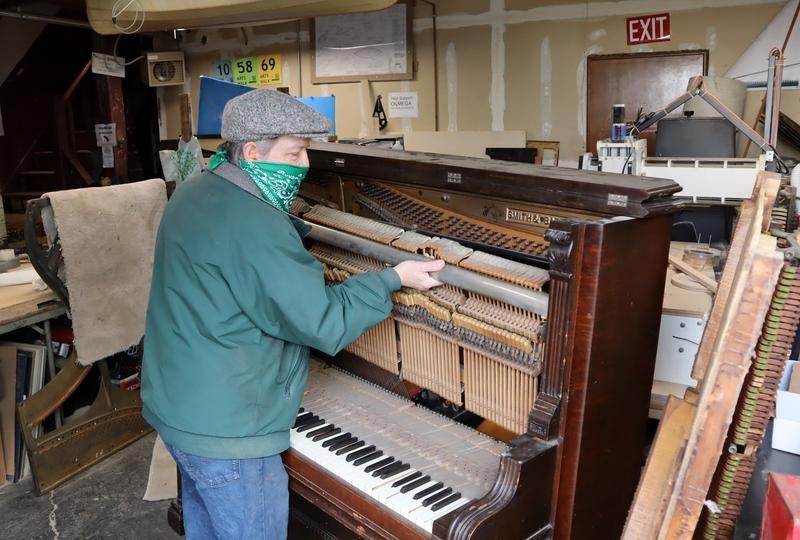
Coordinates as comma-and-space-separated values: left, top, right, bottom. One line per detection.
145, 51, 185, 87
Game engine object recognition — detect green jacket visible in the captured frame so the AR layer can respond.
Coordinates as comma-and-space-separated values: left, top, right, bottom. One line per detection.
141, 165, 401, 459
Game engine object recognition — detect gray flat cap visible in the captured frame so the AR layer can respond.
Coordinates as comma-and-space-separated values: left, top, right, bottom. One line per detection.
221, 89, 331, 142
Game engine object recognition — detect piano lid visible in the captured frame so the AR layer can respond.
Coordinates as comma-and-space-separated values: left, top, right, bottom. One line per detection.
308, 142, 683, 218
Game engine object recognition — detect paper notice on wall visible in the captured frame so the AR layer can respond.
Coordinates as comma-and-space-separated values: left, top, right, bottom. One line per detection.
388, 92, 418, 118
102, 145, 114, 168
95, 123, 116, 146
91, 52, 125, 78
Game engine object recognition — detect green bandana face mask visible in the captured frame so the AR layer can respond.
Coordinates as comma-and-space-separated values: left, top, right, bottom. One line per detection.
238, 160, 308, 212
207, 148, 308, 211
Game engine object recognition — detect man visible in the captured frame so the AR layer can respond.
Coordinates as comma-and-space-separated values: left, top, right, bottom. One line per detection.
141, 89, 444, 539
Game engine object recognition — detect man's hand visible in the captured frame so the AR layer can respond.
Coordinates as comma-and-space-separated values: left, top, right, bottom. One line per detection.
394, 259, 445, 290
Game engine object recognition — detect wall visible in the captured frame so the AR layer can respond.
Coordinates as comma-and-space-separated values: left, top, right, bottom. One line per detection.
160, 0, 785, 164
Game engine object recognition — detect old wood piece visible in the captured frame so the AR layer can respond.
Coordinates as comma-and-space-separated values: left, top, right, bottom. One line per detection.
0, 266, 59, 328
93, 35, 127, 180
668, 254, 718, 293
662, 242, 715, 318
17, 351, 152, 494
624, 394, 697, 538
662, 240, 781, 539
179, 93, 193, 143
692, 172, 781, 381
622, 174, 783, 540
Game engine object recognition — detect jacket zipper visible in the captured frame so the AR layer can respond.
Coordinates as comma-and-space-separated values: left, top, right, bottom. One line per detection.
283, 347, 306, 398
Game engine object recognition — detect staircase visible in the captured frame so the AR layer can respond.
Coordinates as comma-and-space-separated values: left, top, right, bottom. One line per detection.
0, 25, 96, 207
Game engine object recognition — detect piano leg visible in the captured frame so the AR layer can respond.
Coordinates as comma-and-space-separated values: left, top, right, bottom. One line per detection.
167, 469, 185, 536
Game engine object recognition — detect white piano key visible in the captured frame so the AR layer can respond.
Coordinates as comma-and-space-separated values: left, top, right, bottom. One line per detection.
389, 480, 440, 516
416, 496, 471, 533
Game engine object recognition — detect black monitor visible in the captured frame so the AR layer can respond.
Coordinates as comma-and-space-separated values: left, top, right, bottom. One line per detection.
485, 147, 537, 163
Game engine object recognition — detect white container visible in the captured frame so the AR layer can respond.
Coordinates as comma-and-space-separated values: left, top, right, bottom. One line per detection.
772, 360, 800, 455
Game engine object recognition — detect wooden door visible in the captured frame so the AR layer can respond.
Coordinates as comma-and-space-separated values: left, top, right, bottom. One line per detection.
586, 50, 708, 155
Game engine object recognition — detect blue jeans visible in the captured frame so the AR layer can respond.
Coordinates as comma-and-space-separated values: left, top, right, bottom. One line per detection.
164, 442, 289, 540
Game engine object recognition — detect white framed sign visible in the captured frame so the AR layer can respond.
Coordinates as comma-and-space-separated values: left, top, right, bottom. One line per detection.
388, 92, 418, 118
311, 1, 412, 83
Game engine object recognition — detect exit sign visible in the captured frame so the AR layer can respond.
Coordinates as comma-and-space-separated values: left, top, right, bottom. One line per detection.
626, 13, 670, 45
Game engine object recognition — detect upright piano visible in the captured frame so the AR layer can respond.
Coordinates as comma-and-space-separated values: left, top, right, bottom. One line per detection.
281, 142, 682, 539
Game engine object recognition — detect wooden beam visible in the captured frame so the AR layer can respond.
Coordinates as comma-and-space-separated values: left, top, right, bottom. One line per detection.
92, 34, 128, 181
179, 93, 193, 143
623, 395, 696, 539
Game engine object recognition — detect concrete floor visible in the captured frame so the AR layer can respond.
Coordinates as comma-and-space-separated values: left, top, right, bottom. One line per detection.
0, 432, 177, 540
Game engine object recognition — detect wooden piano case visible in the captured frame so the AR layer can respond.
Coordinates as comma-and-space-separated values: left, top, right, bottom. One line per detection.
281, 143, 681, 539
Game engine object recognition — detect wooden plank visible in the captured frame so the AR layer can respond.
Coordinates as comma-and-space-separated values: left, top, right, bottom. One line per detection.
668, 254, 718, 293
0, 264, 59, 328
0, 345, 17, 479
0, 429, 6, 487
623, 395, 696, 539
624, 174, 782, 539
179, 93, 193, 143
691, 172, 780, 381
662, 241, 782, 539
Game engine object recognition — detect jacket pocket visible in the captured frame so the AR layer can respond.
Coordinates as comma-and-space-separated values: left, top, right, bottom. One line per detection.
281, 346, 307, 399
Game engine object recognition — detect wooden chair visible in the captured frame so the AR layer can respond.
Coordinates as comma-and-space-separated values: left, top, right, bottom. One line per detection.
17, 182, 173, 495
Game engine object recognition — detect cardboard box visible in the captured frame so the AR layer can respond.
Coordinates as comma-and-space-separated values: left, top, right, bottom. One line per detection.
773, 360, 800, 455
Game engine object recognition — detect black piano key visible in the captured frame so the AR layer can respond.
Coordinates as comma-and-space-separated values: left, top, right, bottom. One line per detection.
400, 475, 431, 494
292, 412, 313, 429
345, 445, 376, 463
413, 482, 444, 500
423, 487, 453, 507
430, 492, 462, 512
298, 407, 304, 414
363, 457, 393, 473
306, 424, 336, 439
353, 450, 383, 467
392, 471, 421, 488
312, 427, 340, 442
322, 432, 351, 448
296, 418, 325, 433
375, 461, 408, 479
335, 440, 364, 455
294, 413, 319, 429
327, 435, 355, 451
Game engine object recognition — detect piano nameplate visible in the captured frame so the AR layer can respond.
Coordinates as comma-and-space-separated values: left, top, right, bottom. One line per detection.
504, 208, 557, 228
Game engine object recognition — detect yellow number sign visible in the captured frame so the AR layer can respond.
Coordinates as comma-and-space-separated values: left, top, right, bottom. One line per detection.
257, 54, 282, 86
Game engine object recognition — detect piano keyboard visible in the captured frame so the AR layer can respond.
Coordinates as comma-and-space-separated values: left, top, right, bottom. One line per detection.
290, 361, 508, 533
